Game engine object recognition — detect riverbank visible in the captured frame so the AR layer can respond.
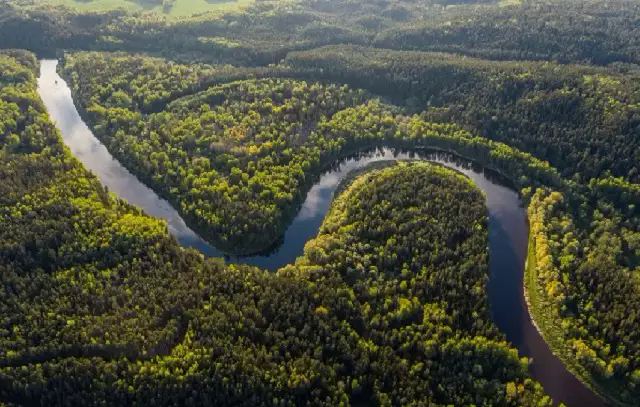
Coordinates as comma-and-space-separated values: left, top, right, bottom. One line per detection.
525, 231, 630, 407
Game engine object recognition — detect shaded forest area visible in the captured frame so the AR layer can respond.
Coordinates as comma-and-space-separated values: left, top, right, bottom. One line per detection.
1, 0, 639, 66
285, 45, 640, 183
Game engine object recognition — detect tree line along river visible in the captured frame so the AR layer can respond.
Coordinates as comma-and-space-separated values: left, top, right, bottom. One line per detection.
37, 59, 604, 406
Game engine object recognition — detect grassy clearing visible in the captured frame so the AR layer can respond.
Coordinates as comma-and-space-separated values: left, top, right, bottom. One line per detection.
499, 0, 523, 6
42, 0, 254, 17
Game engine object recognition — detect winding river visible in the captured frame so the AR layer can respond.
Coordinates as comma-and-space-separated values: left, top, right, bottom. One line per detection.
37, 59, 604, 406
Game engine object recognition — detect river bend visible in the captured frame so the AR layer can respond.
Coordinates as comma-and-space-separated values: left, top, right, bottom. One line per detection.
37, 59, 603, 406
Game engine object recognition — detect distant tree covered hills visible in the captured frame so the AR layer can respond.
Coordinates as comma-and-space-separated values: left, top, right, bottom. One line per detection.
1, 0, 639, 66
285, 45, 640, 183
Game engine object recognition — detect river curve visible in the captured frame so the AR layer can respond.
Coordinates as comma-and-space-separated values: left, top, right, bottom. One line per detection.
37, 59, 604, 406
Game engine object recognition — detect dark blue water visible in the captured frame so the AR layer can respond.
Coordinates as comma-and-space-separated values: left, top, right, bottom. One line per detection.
37, 59, 604, 406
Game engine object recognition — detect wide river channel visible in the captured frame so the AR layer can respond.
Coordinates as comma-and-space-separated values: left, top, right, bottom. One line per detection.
37, 59, 604, 406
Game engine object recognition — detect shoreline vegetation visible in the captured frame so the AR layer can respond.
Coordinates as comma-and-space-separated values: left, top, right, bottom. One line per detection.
525, 195, 635, 407
59, 52, 563, 255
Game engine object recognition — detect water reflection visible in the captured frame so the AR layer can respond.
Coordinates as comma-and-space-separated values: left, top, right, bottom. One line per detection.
37, 59, 603, 407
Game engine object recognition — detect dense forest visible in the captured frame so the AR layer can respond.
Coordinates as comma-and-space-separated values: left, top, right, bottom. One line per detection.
285, 45, 640, 183
59, 49, 640, 405
0, 54, 550, 405
1, 0, 639, 66
61, 51, 565, 253
1, 0, 640, 405
62, 52, 371, 252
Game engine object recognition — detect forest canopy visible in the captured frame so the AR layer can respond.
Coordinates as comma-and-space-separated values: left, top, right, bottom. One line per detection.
1, 0, 639, 65
0, 54, 550, 404
1, 0, 640, 405
59, 48, 640, 405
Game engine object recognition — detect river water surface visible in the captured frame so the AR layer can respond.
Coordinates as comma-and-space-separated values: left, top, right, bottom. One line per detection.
37, 59, 604, 406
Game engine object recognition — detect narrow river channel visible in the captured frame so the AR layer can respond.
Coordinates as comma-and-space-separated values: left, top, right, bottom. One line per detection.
37, 59, 604, 406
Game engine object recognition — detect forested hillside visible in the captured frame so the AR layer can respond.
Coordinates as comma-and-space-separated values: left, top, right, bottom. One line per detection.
62, 52, 371, 252
0, 51, 550, 406
1, 0, 640, 405
285, 45, 640, 183
283, 162, 550, 405
38, 0, 254, 17
61, 51, 566, 254
60, 49, 640, 405
373, 0, 640, 65
1, 0, 639, 66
